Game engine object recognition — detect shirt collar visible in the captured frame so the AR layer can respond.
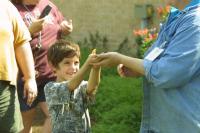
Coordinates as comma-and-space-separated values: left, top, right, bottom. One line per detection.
169, 0, 200, 19
185, 0, 200, 9
168, 7, 179, 20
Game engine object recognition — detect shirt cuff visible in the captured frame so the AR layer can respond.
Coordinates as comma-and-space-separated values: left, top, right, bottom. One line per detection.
143, 59, 153, 82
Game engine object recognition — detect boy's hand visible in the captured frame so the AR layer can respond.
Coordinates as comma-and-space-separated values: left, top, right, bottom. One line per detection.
90, 49, 100, 69
91, 49, 96, 55
84, 49, 98, 68
85, 49, 97, 65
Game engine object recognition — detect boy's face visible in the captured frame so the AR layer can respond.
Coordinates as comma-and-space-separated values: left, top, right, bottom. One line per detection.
54, 56, 80, 82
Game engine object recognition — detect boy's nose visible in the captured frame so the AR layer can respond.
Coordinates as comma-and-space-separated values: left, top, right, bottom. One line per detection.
70, 64, 77, 71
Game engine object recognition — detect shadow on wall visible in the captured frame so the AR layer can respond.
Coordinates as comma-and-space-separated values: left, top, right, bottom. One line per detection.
75, 31, 138, 57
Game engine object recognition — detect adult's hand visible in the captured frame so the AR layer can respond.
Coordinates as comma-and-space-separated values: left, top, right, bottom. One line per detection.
117, 64, 141, 77
23, 78, 38, 106
92, 52, 121, 67
60, 19, 73, 35
29, 18, 45, 35
92, 52, 145, 76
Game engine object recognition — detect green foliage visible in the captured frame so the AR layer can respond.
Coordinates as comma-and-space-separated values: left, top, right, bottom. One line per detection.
134, 28, 157, 58
78, 31, 137, 58
138, 39, 155, 58
134, 5, 170, 58
78, 31, 109, 53
90, 76, 142, 133
79, 47, 143, 133
116, 37, 136, 57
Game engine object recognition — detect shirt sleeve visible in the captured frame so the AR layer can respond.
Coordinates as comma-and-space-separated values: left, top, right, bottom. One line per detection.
10, 2, 31, 48
144, 20, 200, 89
80, 81, 95, 106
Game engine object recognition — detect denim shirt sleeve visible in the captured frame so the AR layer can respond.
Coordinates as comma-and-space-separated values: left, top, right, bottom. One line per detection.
144, 22, 200, 89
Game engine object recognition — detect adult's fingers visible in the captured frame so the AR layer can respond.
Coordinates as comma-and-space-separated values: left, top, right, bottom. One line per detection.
92, 59, 109, 67
27, 92, 34, 106
27, 91, 37, 106
96, 53, 107, 59
117, 64, 125, 77
68, 19, 72, 24
23, 87, 27, 99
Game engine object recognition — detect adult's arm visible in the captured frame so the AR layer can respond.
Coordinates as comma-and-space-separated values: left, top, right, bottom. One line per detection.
93, 52, 145, 77
11, 1, 38, 106
144, 21, 200, 89
15, 42, 37, 106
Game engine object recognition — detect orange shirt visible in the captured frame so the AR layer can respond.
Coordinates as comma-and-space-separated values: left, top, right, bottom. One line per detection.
0, 0, 31, 85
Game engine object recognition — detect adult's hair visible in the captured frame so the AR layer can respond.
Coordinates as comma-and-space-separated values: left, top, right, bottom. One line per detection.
47, 40, 81, 68
10, 0, 22, 4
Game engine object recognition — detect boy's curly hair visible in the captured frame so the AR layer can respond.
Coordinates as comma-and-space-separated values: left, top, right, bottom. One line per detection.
47, 40, 80, 68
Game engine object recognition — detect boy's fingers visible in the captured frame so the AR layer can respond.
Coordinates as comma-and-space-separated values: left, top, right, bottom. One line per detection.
91, 49, 96, 54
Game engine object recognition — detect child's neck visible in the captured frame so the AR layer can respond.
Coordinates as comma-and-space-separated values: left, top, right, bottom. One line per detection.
56, 77, 68, 82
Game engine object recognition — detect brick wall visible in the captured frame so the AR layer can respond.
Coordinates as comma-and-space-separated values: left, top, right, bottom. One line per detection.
52, 0, 164, 51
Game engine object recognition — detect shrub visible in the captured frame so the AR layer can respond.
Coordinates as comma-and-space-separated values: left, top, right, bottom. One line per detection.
133, 5, 170, 58
90, 76, 142, 133
78, 31, 109, 53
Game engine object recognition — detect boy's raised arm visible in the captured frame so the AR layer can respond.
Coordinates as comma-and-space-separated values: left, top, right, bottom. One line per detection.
68, 49, 101, 93
67, 60, 90, 92
87, 66, 101, 95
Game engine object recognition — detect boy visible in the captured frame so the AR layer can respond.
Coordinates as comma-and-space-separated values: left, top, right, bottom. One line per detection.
44, 40, 101, 133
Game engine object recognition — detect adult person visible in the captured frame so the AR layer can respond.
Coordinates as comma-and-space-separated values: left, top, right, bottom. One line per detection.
11, 0, 73, 133
92, 0, 200, 132
0, 0, 37, 133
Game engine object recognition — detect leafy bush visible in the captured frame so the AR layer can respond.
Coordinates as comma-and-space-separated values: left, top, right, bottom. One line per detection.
133, 28, 157, 58
90, 76, 142, 133
78, 31, 109, 53
133, 5, 170, 58
79, 47, 143, 133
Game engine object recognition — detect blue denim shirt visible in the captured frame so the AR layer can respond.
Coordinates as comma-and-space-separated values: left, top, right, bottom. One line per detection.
142, 1, 200, 133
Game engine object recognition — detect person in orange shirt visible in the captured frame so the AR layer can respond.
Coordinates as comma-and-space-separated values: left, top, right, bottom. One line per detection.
0, 0, 37, 133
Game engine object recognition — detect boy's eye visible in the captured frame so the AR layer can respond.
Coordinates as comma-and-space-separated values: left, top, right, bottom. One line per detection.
74, 61, 79, 65
64, 62, 70, 65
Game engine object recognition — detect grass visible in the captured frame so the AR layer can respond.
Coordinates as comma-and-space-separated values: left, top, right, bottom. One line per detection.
90, 76, 142, 133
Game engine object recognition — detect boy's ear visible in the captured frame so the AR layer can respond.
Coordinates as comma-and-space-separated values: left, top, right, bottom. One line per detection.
48, 62, 57, 72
